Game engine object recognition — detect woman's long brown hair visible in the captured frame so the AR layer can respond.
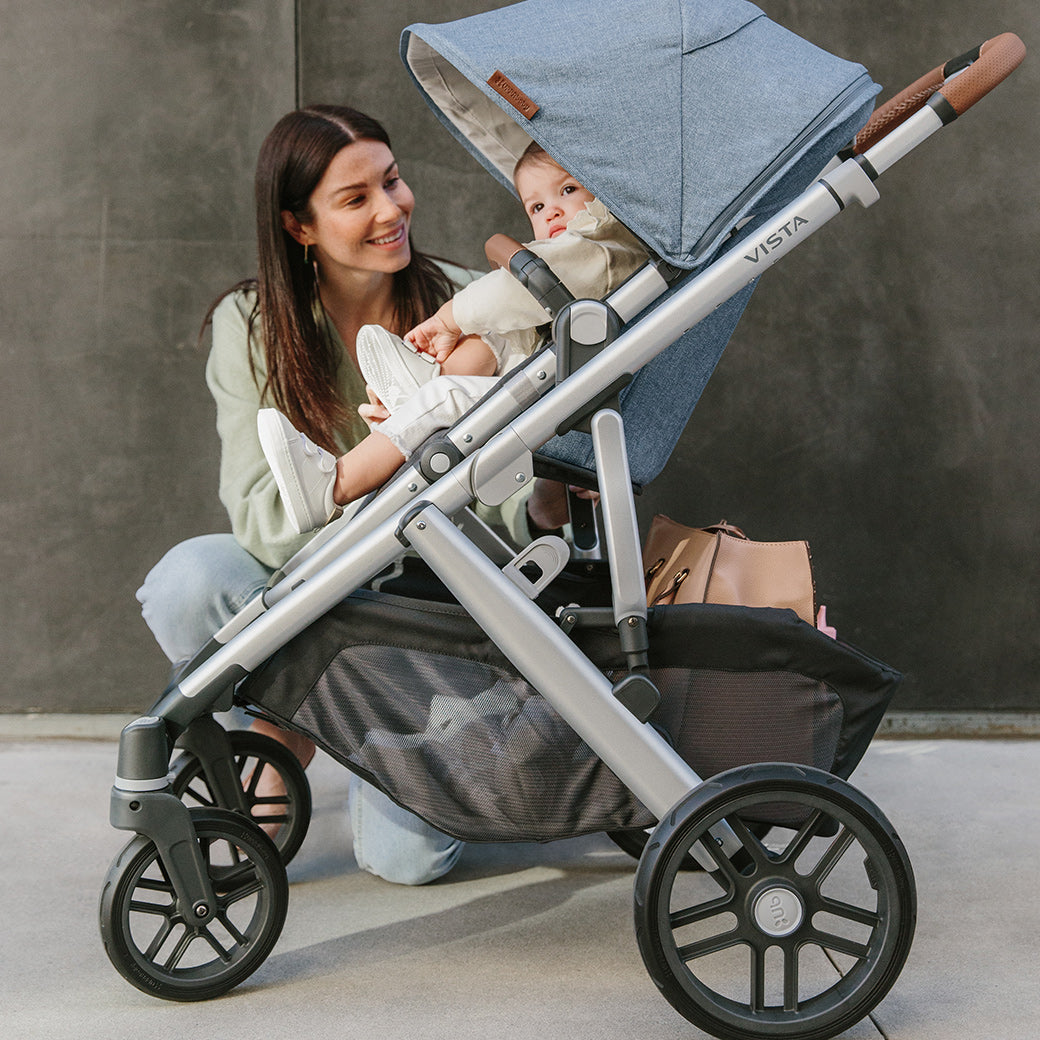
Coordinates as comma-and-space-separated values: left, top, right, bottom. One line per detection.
201, 105, 455, 451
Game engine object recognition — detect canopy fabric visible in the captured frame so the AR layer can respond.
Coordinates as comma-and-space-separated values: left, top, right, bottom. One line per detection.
402, 0, 879, 268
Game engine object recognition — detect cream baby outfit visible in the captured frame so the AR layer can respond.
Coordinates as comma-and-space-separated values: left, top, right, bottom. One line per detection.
377, 199, 648, 457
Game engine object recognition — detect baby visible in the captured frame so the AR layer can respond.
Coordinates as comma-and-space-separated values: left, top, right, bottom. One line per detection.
259, 143, 648, 533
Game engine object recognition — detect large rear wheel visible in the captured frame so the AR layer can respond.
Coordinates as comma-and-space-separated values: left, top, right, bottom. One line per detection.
634, 763, 915, 1040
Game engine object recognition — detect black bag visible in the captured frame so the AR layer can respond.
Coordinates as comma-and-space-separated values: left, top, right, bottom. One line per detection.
239, 588, 901, 843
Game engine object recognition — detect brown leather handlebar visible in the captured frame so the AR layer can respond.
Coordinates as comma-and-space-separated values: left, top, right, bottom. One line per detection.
853, 32, 1025, 154
485, 233, 525, 271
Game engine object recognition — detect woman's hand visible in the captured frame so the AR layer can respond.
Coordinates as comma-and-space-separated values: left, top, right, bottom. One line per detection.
406, 301, 463, 364
526, 479, 598, 534
359, 386, 391, 429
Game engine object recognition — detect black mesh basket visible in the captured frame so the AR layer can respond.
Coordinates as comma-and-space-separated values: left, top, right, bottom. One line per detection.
238, 588, 901, 843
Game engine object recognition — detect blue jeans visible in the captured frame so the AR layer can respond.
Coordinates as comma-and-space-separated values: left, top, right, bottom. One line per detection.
136, 533, 464, 885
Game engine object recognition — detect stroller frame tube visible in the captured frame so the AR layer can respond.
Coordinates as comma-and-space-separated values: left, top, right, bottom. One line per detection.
400, 501, 708, 821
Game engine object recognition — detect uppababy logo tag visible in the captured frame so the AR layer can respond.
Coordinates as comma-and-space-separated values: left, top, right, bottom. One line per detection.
487, 70, 539, 119
743, 215, 810, 262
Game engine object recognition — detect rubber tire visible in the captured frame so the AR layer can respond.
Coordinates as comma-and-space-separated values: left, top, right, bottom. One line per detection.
170, 728, 311, 865
609, 818, 771, 869
100, 807, 289, 1002
634, 763, 916, 1040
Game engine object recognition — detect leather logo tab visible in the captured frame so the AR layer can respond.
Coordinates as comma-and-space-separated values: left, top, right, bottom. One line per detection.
487, 70, 539, 119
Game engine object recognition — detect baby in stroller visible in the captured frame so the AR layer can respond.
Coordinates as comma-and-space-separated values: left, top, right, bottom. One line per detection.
257, 142, 647, 534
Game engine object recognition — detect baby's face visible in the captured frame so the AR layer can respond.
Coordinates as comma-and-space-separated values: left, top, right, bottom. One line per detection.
515, 158, 595, 240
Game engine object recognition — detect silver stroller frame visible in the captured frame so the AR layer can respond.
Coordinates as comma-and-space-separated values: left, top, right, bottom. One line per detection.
101, 32, 1024, 1040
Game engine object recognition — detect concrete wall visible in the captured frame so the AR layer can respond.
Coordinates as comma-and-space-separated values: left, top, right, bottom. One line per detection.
2, 0, 1036, 713
0, 1, 296, 710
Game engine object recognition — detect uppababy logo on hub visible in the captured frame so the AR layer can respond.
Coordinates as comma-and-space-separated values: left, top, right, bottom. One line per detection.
743, 215, 809, 263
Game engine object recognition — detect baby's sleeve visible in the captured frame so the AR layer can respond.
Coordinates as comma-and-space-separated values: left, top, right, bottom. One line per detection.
451, 268, 551, 336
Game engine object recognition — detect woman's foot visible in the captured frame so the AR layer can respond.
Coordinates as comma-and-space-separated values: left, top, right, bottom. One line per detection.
257, 408, 341, 533
356, 324, 439, 413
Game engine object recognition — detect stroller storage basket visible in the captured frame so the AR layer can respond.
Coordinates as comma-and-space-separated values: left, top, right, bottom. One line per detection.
240, 590, 901, 843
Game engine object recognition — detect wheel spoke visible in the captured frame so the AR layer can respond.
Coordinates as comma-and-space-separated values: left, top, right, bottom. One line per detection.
202, 835, 245, 874
783, 944, 800, 1011
250, 805, 290, 822
129, 898, 174, 917
242, 757, 262, 798
810, 825, 856, 885
133, 875, 175, 895
807, 927, 870, 961
143, 918, 176, 961
750, 944, 766, 1011
698, 834, 745, 883
181, 781, 216, 808
217, 911, 249, 947
676, 928, 743, 962
819, 895, 881, 928
222, 873, 264, 907
199, 924, 233, 962
670, 892, 734, 930
727, 814, 772, 867
776, 808, 829, 864
162, 929, 197, 971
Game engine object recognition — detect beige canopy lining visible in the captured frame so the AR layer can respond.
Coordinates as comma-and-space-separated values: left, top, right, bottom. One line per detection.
406, 36, 535, 190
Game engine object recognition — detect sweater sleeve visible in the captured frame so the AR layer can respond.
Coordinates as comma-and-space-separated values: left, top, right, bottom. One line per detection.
204, 264, 535, 570
205, 291, 313, 568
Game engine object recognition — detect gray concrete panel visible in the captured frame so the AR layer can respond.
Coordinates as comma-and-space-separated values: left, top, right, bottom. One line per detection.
0, 2, 295, 710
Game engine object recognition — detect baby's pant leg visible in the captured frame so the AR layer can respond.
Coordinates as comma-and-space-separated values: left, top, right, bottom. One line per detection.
379, 375, 498, 457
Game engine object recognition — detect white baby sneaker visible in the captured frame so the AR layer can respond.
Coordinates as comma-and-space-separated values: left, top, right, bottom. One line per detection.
356, 324, 440, 413
257, 408, 340, 533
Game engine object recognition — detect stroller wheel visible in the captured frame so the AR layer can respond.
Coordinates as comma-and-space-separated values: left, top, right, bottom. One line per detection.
634, 763, 915, 1040
170, 728, 311, 865
100, 807, 288, 1001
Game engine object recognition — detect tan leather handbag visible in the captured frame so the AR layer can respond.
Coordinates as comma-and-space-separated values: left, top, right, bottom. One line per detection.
642, 515, 817, 624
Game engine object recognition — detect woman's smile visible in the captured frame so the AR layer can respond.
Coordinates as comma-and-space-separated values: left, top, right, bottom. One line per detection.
368, 222, 408, 248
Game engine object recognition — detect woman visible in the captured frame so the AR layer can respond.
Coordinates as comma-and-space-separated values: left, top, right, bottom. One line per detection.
137, 105, 569, 886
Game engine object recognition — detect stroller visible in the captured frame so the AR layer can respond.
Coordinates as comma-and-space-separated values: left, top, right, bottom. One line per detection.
100, 2, 1024, 1037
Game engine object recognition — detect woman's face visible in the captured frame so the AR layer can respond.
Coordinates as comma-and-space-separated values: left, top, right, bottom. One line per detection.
292, 139, 415, 276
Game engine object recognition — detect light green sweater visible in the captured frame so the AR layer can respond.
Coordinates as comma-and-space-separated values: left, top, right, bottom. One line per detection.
205, 262, 533, 568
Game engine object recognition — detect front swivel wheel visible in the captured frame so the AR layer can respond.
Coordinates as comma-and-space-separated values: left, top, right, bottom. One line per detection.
100, 807, 289, 1001
634, 763, 915, 1040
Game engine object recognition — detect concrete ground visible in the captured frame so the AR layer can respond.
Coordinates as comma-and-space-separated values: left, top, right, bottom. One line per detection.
0, 719, 1036, 1040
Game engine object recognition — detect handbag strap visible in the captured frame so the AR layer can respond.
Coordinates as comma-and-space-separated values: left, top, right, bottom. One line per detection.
702, 520, 748, 540
649, 568, 690, 606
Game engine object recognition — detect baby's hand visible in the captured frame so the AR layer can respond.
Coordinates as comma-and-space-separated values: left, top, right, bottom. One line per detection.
359, 386, 391, 429
407, 307, 462, 364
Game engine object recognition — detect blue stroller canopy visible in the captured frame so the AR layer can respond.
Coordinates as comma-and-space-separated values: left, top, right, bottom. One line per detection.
402, 0, 879, 269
